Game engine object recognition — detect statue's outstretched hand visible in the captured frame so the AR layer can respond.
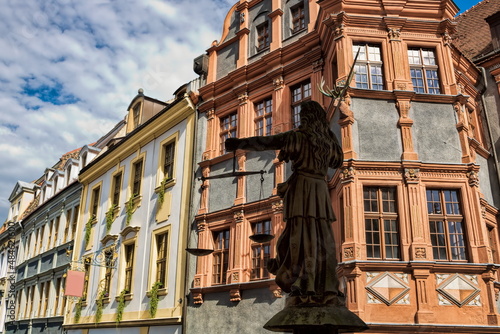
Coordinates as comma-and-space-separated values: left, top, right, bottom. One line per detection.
225, 137, 240, 151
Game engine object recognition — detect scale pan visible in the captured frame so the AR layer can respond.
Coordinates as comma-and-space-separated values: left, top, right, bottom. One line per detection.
186, 248, 214, 256
249, 234, 274, 243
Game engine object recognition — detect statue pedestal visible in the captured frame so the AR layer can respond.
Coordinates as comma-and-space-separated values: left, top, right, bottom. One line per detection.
264, 295, 368, 333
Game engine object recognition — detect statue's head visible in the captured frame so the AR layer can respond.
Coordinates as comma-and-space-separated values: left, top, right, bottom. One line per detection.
299, 101, 327, 128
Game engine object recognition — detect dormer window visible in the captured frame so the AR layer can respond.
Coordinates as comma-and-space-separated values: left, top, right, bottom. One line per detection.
66, 165, 72, 185
53, 176, 59, 194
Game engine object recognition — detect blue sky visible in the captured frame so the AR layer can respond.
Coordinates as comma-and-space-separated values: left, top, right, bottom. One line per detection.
0, 0, 487, 221
455, 0, 483, 14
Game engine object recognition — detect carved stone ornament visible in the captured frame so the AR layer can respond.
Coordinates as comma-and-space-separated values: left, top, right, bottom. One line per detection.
388, 28, 401, 40
193, 292, 204, 304
404, 168, 420, 183
467, 170, 479, 187
272, 200, 284, 213
442, 32, 452, 46
207, 108, 215, 120
238, 92, 248, 105
194, 277, 201, 287
232, 272, 239, 282
341, 167, 356, 181
415, 247, 426, 259
230, 289, 242, 302
334, 23, 345, 39
197, 219, 207, 232
234, 210, 244, 222
396, 83, 407, 90
312, 59, 324, 73
270, 284, 283, 298
273, 76, 284, 90
240, 12, 245, 24
343, 247, 354, 259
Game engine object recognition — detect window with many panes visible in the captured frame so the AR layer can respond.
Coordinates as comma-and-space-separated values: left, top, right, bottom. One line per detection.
291, 81, 311, 128
251, 220, 272, 280
353, 44, 384, 90
163, 142, 175, 180
132, 159, 143, 197
220, 112, 238, 155
213, 230, 230, 284
291, 2, 305, 33
408, 48, 440, 94
255, 98, 273, 136
124, 243, 135, 292
426, 189, 467, 261
156, 232, 168, 286
112, 172, 122, 207
363, 187, 400, 260
257, 22, 270, 51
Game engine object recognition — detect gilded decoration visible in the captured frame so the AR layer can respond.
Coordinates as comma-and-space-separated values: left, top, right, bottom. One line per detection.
341, 167, 355, 183
404, 168, 420, 184
436, 273, 481, 307
366, 272, 410, 305
232, 272, 239, 282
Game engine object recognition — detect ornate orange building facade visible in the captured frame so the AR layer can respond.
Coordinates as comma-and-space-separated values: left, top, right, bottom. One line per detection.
186, 0, 500, 333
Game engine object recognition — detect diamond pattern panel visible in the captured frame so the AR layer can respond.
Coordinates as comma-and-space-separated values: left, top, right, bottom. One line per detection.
366, 272, 410, 305
436, 273, 480, 307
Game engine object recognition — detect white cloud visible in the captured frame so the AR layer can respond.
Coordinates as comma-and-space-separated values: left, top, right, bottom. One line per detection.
0, 0, 233, 220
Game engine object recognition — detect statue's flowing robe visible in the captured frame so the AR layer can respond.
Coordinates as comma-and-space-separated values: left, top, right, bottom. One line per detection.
235, 129, 343, 295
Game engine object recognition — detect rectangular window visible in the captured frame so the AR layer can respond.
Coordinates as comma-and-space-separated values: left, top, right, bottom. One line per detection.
103, 249, 114, 294
91, 187, 100, 218
39, 226, 45, 253
363, 187, 400, 260
37, 283, 43, 316
163, 142, 176, 180
54, 216, 60, 247
47, 221, 53, 249
63, 209, 72, 243
72, 205, 79, 239
156, 232, 168, 286
257, 22, 270, 51
427, 189, 467, 261
291, 3, 306, 33
28, 285, 35, 318
112, 172, 122, 207
132, 104, 141, 128
291, 80, 311, 128
255, 98, 273, 136
132, 159, 143, 196
213, 230, 230, 285
124, 243, 135, 292
54, 277, 61, 316
408, 48, 440, 94
251, 220, 272, 280
353, 44, 384, 90
220, 112, 238, 155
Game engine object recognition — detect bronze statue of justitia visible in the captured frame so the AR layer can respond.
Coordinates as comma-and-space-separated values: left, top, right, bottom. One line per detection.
226, 100, 367, 333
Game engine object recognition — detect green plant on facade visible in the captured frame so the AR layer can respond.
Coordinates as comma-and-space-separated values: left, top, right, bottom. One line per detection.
84, 215, 94, 247
74, 298, 83, 323
149, 281, 163, 318
116, 289, 128, 323
105, 205, 117, 232
157, 177, 169, 207
125, 195, 136, 226
95, 290, 107, 323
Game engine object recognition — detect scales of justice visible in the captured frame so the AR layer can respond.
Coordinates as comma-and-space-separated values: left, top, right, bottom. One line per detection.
188, 51, 368, 333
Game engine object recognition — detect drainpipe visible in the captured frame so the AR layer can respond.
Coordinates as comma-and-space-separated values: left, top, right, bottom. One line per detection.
479, 66, 500, 191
